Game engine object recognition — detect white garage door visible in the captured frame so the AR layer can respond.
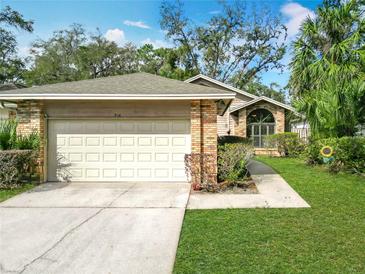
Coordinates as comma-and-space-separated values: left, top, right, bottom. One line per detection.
47, 119, 191, 182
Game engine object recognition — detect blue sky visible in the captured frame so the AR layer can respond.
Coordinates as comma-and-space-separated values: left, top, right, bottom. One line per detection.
4, 0, 323, 88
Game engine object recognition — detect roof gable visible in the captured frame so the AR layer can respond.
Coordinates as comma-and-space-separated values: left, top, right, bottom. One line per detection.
230, 96, 300, 115
185, 74, 257, 100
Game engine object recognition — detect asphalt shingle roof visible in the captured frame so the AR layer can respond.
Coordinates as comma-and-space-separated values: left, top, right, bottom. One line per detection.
0, 73, 235, 97
0, 83, 25, 91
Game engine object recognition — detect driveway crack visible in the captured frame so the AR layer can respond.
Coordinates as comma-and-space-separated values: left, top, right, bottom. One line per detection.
18, 184, 135, 274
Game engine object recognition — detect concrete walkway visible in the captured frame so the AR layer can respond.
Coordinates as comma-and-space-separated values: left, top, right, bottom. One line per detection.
0, 182, 190, 274
187, 160, 310, 209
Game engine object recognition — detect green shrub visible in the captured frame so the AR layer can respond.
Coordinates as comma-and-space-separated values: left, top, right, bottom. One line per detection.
218, 142, 254, 182
0, 119, 40, 151
218, 135, 251, 145
15, 131, 40, 150
265, 132, 305, 157
306, 137, 365, 174
0, 119, 17, 150
305, 137, 325, 165
0, 150, 38, 189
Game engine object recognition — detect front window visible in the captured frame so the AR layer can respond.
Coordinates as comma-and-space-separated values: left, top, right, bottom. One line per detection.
247, 109, 275, 148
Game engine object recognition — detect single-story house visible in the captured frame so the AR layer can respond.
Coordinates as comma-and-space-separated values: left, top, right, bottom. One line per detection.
185, 74, 299, 154
0, 72, 297, 183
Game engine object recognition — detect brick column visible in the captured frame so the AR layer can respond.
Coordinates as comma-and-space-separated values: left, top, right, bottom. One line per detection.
201, 100, 217, 183
275, 108, 285, 133
191, 100, 201, 154
229, 115, 238, 135
190, 100, 217, 185
235, 109, 247, 137
17, 100, 46, 182
190, 100, 202, 184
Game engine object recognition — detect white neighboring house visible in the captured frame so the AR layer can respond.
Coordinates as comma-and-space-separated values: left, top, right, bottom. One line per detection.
291, 122, 365, 138
291, 121, 310, 140
0, 107, 9, 119
0, 83, 22, 119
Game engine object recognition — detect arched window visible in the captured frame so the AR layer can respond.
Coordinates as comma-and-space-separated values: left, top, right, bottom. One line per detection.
247, 109, 275, 147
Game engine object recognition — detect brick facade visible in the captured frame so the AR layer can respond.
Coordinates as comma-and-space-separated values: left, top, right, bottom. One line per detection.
231, 102, 286, 156
190, 100, 217, 184
234, 102, 285, 137
235, 109, 247, 137
17, 100, 46, 182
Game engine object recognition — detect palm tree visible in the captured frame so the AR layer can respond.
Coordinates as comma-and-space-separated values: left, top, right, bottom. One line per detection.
289, 0, 365, 137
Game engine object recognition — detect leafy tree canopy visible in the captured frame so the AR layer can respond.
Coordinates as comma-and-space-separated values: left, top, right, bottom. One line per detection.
25, 24, 196, 85
0, 6, 33, 84
3, 2, 289, 103
246, 80, 287, 103
160, 0, 287, 89
289, 0, 365, 137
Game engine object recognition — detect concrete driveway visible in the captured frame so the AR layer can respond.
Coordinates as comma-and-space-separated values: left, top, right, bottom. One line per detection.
0, 182, 190, 274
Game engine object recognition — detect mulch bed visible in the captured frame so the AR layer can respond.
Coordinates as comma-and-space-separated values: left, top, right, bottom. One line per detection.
193, 177, 259, 194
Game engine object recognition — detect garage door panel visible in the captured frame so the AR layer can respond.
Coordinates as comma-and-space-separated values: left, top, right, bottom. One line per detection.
85, 137, 100, 146
172, 168, 186, 178
120, 137, 134, 146
85, 168, 100, 178
155, 137, 169, 146
103, 137, 117, 146
155, 153, 169, 162
68, 168, 83, 179
48, 119, 190, 182
68, 153, 83, 163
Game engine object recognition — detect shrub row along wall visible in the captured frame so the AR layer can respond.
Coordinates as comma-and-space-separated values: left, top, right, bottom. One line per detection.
265, 132, 305, 157
306, 136, 365, 174
0, 150, 38, 189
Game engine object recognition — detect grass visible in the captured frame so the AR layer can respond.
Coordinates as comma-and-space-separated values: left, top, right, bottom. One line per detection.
0, 183, 35, 203
174, 157, 365, 274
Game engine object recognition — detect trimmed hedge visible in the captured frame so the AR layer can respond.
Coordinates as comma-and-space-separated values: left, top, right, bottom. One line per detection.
0, 150, 38, 189
265, 132, 305, 157
218, 135, 251, 145
306, 137, 365, 174
218, 142, 254, 182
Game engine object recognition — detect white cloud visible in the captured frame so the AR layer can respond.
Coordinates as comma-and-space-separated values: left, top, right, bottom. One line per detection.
281, 2, 315, 37
104, 28, 125, 45
123, 20, 151, 29
141, 38, 172, 48
18, 46, 31, 58
209, 10, 221, 15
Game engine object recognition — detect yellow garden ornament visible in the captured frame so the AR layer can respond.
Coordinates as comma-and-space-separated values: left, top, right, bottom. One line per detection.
320, 146, 334, 157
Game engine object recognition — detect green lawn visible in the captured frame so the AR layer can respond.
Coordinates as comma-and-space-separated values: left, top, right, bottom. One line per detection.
0, 183, 35, 203
174, 157, 365, 274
